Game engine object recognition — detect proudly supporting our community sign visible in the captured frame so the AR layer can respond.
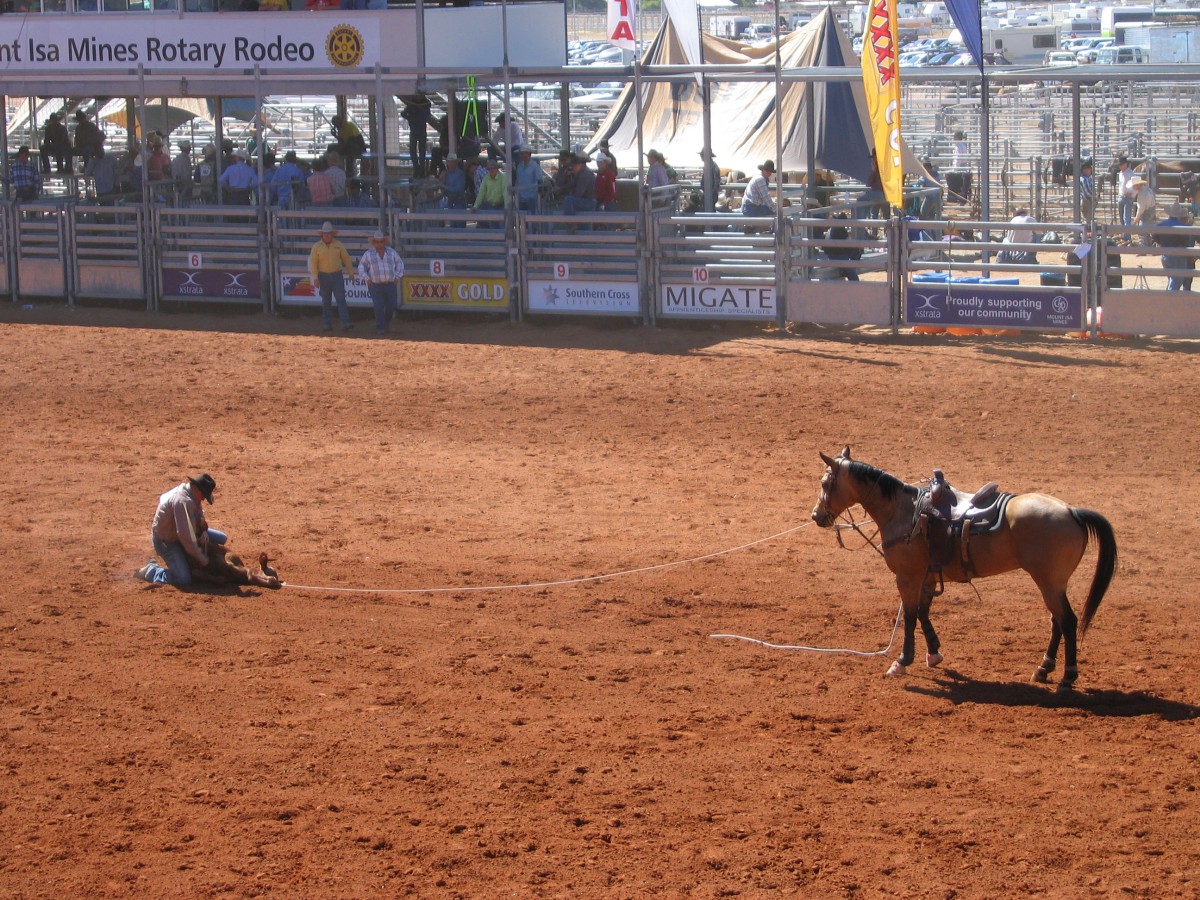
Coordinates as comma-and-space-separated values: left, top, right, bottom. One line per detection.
0, 14, 380, 72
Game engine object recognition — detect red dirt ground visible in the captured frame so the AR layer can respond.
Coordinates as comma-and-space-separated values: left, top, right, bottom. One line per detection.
1, 305, 1198, 899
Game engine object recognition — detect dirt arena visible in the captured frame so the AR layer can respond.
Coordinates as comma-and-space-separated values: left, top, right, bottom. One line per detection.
1, 305, 1197, 898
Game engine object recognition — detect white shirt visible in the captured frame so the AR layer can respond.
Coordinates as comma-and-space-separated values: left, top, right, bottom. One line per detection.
1118, 166, 1138, 200
1005, 214, 1037, 245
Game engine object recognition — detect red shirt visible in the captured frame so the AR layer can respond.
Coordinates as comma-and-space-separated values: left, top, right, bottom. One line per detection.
595, 166, 617, 205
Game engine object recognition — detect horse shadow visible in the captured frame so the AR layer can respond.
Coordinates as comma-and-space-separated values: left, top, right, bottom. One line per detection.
907, 668, 1200, 720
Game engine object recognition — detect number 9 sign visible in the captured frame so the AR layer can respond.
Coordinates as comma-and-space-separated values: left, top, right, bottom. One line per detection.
554, 262, 570, 280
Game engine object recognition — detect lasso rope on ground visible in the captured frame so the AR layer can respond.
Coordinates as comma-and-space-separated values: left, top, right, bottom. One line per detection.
709, 604, 903, 657
283, 521, 813, 595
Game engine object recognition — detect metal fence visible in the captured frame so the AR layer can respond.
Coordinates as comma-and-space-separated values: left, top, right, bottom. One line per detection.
4, 200, 1200, 338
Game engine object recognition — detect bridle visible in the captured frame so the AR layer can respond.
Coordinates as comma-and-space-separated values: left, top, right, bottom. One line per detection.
819, 460, 885, 558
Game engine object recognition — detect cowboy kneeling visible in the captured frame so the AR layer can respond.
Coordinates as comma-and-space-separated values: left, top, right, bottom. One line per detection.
136, 473, 226, 587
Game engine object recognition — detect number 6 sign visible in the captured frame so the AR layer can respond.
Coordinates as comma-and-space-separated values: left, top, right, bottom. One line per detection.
188, 252, 203, 269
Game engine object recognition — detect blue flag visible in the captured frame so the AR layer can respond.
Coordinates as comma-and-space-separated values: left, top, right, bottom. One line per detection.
944, 0, 983, 71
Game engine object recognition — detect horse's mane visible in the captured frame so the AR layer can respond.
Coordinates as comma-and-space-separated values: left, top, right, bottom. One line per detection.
847, 459, 916, 500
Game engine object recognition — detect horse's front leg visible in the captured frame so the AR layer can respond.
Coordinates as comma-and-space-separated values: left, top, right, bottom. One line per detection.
918, 576, 943, 669
886, 576, 927, 677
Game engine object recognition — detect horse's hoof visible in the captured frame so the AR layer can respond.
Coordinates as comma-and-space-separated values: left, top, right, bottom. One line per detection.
1032, 667, 1051, 684
885, 660, 907, 677
926, 652, 944, 669
1055, 679, 1077, 693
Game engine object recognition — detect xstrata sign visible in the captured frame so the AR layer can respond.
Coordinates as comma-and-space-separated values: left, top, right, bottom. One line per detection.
0, 16, 376, 72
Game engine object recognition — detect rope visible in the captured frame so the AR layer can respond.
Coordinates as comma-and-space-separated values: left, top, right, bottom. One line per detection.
710, 604, 903, 657
283, 521, 813, 595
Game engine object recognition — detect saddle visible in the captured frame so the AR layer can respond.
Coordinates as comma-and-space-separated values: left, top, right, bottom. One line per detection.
916, 470, 1013, 591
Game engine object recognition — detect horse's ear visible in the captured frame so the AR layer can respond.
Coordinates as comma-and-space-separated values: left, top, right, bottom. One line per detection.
839, 445, 851, 460
819, 451, 837, 468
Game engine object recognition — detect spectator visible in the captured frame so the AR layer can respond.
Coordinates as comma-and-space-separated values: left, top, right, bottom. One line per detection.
916, 158, 943, 221
145, 139, 172, 183
401, 93, 432, 177
468, 156, 486, 202
86, 143, 120, 201
551, 149, 575, 209
308, 221, 355, 332
272, 150, 306, 208
1154, 202, 1194, 291
172, 140, 193, 202
489, 112, 523, 162
1132, 175, 1157, 244
950, 130, 968, 169
6, 146, 42, 202
999, 208, 1039, 264
645, 148, 672, 189
1115, 156, 1137, 236
474, 157, 508, 214
218, 149, 259, 204
741, 159, 776, 218
1079, 160, 1096, 223
514, 145, 548, 212
823, 214, 862, 281
307, 157, 336, 207
329, 114, 365, 175
72, 110, 103, 172
596, 138, 617, 171
40, 112, 71, 174
562, 152, 597, 217
357, 230, 405, 334
594, 152, 617, 211
325, 149, 347, 201
193, 144, 219, 204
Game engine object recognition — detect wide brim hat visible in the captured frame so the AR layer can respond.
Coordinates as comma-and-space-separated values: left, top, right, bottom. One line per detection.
371, 230, 387, 241
1129, 176, 1146, 185
189, 473, 216, 504
1164, 202, 1190, 218
319, 221, 336, 234
759, 159, 776, 172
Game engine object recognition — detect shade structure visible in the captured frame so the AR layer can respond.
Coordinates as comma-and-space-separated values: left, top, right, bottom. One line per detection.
591, 7, 927, 182
99, 98, 212, 138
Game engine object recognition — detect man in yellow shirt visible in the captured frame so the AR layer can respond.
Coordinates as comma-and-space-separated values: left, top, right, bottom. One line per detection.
309, 221, 355, 332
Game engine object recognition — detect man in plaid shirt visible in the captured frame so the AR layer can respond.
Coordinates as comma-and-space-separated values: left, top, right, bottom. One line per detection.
7, 146, 42, 202
357, 230, 405, 334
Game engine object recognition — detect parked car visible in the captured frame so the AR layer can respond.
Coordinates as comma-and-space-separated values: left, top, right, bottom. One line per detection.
1075, 39, 1114, 63
946, 52, 976, 66
1094, 45, 1149, 65
1044, 50, 1079, 67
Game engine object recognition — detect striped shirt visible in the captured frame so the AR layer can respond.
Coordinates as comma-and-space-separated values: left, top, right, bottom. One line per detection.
357, 245, 405, 283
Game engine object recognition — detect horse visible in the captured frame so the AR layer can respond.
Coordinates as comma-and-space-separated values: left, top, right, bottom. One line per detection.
811, 446, 1117, 689
190, 544, 281, 590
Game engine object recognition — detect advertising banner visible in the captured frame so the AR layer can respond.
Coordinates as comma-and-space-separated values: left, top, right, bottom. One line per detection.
162, 267, 261, 300
659, 283, 777, 319
280, 273, 371, 306
0, 15, 384, 73
402, 277, 508, 311
607, 0, 637, 51
904, 283, 1084, 330
527, 279, 639, 315
861, 0, 903, 207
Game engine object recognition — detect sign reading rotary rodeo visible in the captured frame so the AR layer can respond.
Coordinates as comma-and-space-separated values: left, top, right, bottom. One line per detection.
0, 16, 381, 72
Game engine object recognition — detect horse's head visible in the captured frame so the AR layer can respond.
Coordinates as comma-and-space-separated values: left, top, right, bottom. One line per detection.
812, 445, 854, 527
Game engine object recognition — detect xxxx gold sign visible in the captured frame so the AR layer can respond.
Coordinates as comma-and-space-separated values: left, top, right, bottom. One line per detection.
402, 277, 509, 310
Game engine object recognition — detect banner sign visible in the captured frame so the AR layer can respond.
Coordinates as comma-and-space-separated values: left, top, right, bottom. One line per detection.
904, 284, 1084, 330
527, 279, 639, 314
861, 0, 903, 207
162, 267, 261, 300
0, 15, 380, 73
280, 273, 371, 306
402, 277, 508, 310
607, 0, 637, 51
659, 283, 777, 319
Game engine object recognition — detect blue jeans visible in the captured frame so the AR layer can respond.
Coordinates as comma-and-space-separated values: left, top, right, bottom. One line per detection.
318, 272, 349, 328
1118, 196, 1134, 229
368, 282, 399, 332
145, 529, 226, 587
741, 201, 773, 217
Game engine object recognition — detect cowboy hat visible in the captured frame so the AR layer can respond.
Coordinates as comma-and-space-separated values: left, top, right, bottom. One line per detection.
759, 159, 776, 172
319, 221, 336, 234
370, 230, 388, 241
188, 473, 216, 504
1164, 201, 1191, 218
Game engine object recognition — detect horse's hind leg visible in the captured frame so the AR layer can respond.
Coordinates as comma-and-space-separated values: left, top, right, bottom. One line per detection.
1035, 584, 1079, 690
1033, 619, 1062, 683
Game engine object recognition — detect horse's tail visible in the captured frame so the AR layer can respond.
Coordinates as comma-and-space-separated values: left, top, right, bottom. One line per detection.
1071, 507, 1117, 636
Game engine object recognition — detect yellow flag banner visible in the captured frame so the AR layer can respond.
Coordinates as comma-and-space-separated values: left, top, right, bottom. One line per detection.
861, 0, 903, 208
